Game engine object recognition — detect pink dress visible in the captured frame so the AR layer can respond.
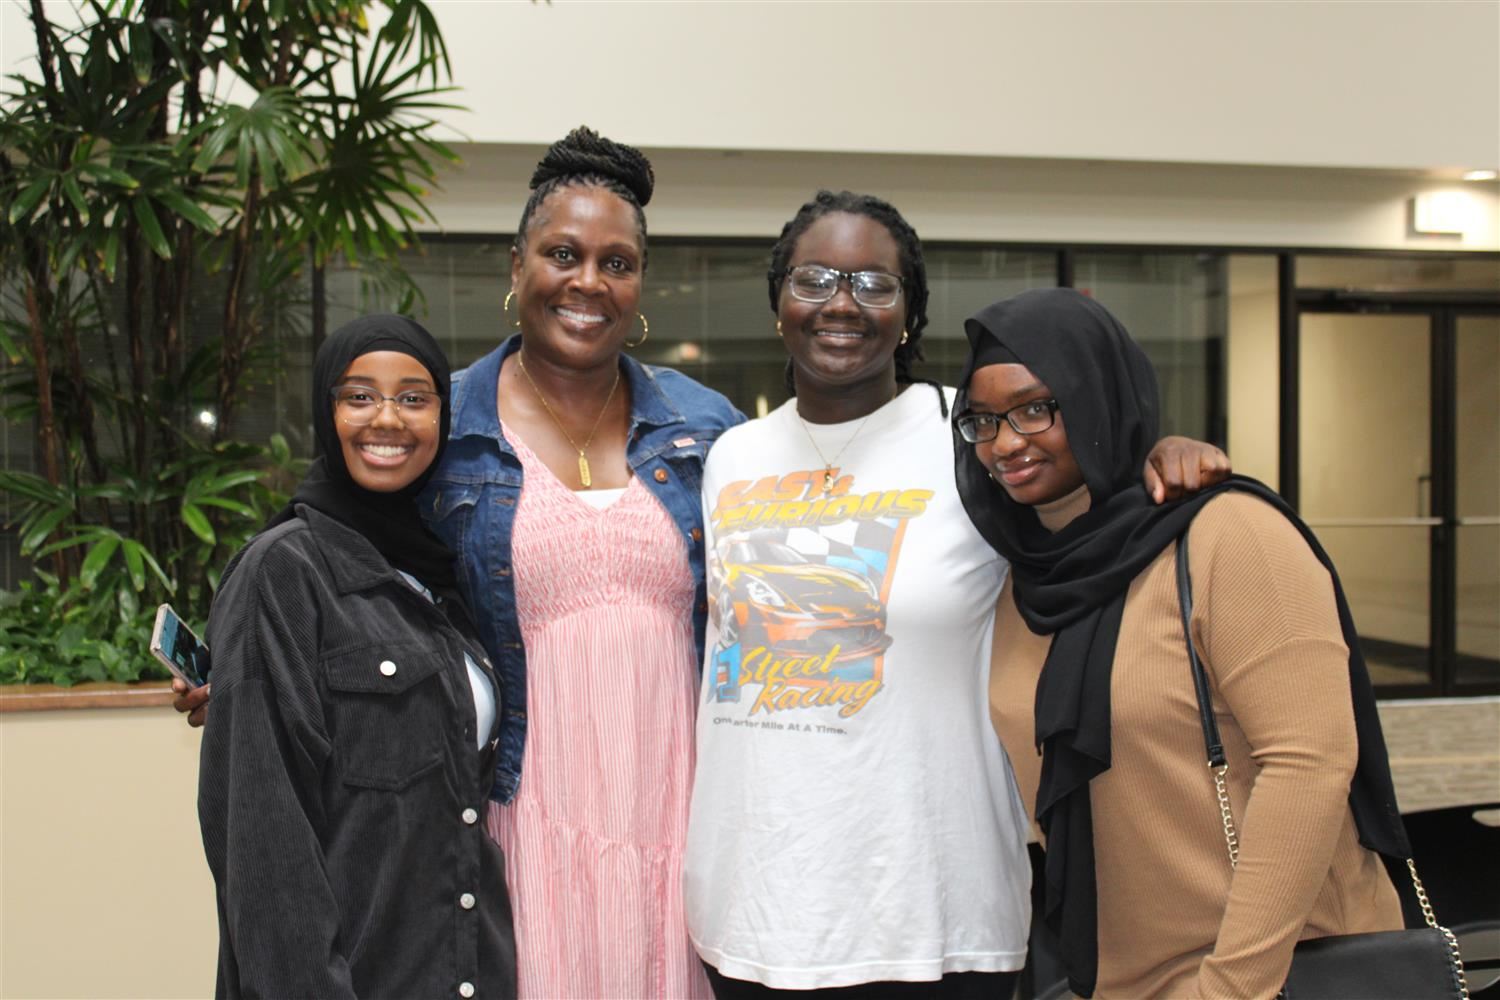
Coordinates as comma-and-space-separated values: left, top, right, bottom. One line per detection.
488, 428, 711, 1000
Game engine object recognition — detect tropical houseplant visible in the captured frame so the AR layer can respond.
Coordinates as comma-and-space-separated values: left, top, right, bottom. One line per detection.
0, 0, 460, 684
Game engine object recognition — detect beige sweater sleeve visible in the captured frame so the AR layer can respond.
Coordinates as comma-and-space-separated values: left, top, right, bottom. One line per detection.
1189, 495, 1360, 999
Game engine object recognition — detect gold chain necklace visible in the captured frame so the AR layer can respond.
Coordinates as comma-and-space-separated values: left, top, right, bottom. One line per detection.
794, 395, 893, 495
516, 354, 620, 489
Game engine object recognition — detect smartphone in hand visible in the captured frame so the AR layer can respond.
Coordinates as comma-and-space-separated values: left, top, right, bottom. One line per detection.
150, 603, 209, 688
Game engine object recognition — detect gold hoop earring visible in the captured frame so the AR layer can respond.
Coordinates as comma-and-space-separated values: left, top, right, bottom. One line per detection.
503, 290, 521, 329
624, 312, 649, 349
776, 320, 784, 338
899, 329, 909, 346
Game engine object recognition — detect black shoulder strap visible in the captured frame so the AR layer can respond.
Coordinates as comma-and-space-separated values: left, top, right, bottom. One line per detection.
1176, 530, 1226, 768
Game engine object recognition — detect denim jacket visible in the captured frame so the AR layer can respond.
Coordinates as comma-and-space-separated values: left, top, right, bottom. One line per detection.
420, 335, 744, 803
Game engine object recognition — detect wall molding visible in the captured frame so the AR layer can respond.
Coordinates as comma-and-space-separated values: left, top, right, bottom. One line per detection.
0, 681, 176, 713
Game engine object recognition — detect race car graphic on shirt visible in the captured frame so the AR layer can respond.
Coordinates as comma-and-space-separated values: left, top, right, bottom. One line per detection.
717, 536, 893, 662
706, 468, 932, 721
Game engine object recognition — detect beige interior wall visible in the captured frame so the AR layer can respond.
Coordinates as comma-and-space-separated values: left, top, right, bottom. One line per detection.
422, 144, 1500, 251
424, 2, 1499, 171
8, 5, 1498, 254
1226, 256, 1280, 487
1300, 314, 1432, 646
1, 707, 216, 999
7, 3, 1496, 170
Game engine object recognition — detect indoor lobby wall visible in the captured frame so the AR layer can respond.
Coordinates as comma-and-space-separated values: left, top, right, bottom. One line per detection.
407, 0, 1500, 250
422, 144, 1500, 251
7, 3, 1494, 170
8, 3, 1496, 251
0, 707, 218, 998
1226, 256, 1280, 488
420, 1, 1498, 172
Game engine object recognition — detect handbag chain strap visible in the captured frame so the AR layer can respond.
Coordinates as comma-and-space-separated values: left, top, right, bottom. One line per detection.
1406, 858, 1441, 932
1212, 764, 1240, 869
1173, 531, 1469, 999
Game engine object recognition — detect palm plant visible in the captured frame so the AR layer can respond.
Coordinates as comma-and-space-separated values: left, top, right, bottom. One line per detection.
0, 0, 461, 683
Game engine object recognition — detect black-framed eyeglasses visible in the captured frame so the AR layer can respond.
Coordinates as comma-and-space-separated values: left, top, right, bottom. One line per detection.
784, 265, 904, 309
955, 399, 1060, 443
331, 384, 441, 425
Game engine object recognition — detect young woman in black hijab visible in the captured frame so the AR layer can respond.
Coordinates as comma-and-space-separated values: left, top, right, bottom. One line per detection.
197, 315, 517, 999
951, 288, 1409, 998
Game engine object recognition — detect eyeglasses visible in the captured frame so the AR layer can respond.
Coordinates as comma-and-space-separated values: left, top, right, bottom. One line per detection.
784, 265, 904, 309
955, 399, 1060, 443
331, 385, 441, 425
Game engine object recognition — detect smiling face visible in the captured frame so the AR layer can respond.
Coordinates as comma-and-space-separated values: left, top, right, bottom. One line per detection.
334, 351, 442, 493
966, 362, 1085, 506
510, 184, 644, 373
777, 212, 906, 413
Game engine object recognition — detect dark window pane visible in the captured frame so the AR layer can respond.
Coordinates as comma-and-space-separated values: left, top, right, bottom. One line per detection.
1075, 253, 1228, 444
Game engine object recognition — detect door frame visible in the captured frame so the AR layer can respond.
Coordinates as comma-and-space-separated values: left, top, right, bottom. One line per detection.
1283, 287, 1500, 697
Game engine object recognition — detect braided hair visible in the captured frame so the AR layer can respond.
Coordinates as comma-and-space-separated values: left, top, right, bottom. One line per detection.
766, 190, 946, 416
514, 126, 655, 267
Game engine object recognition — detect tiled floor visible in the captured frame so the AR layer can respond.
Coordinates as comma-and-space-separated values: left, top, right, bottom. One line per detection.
1378, 696, 1500, 814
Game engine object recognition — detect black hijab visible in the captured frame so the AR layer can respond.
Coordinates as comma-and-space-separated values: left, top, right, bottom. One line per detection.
267, 314, 459, 593
951, 288, 1409, 997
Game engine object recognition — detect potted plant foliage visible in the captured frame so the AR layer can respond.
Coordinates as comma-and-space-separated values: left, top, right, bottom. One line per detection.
0, 0, 460, 688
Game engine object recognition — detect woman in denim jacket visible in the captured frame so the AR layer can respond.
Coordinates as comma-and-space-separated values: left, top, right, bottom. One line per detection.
421, 127, 742, 1000
177, 127, 739, 998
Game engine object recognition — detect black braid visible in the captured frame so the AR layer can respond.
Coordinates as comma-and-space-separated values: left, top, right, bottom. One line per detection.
514, 126, 655, 268
766, 190, 947, 416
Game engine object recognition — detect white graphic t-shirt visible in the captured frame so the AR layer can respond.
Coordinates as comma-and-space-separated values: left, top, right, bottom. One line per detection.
684, 386, 1031, 989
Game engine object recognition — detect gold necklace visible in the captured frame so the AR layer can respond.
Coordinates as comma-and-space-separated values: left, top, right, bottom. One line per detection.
516, 354, 620, 489
794, 394, 893, 495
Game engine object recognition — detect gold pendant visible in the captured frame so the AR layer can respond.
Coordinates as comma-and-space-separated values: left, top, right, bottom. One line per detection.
822, 467, 835, 494
578, 453, 592, 488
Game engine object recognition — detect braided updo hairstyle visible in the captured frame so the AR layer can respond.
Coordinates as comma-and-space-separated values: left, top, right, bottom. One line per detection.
766, 190, 945, 415
514, 126, 655, 267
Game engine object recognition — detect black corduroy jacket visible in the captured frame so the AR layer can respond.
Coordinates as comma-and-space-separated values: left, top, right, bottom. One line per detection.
197, 506, 516, 999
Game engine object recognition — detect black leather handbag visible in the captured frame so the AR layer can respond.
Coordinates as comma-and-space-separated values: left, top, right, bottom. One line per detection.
1173, 533, 1469, 1000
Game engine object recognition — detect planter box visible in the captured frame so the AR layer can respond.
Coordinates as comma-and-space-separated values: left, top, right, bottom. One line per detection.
1, 681, 176, 713
1, 686, 216, 998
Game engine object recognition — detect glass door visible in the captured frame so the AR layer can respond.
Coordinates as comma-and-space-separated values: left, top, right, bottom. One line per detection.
1454, 313, 1499, 688
1296, 304, 1500, 695
1298, 312, 1436, 690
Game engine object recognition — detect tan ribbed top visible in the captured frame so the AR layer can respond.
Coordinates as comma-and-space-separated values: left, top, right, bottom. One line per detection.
990, 490, 1402, 999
